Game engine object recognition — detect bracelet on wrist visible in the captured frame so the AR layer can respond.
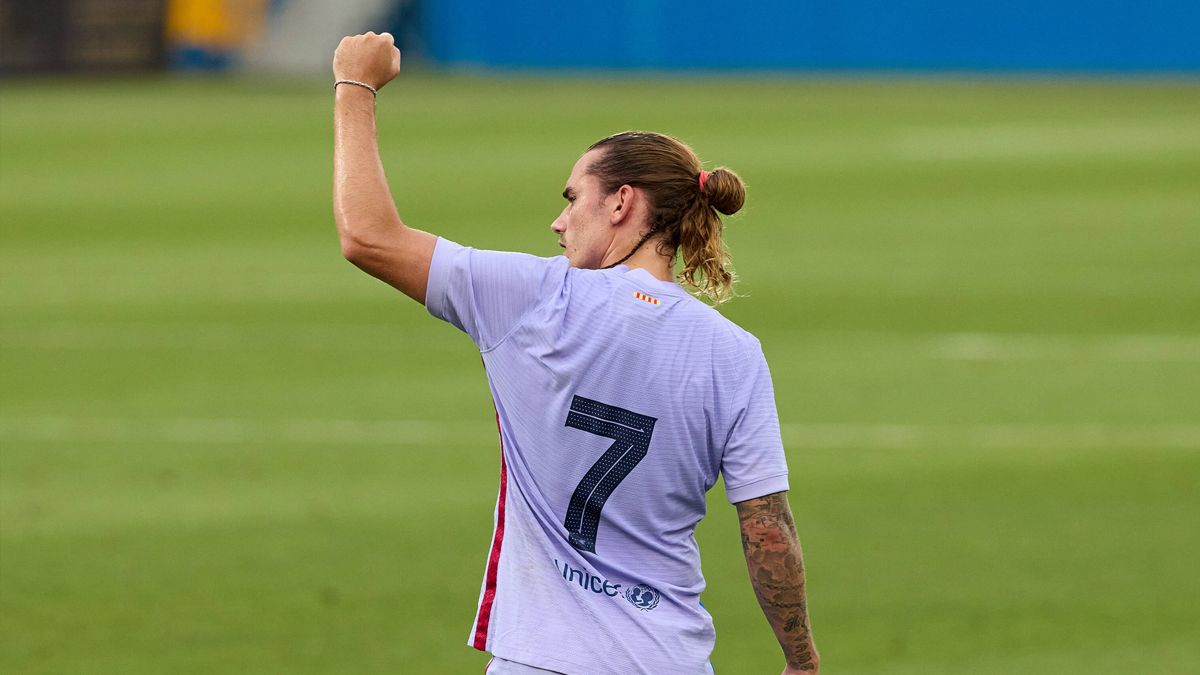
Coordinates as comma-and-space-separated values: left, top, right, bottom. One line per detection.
334, 79, 378, 97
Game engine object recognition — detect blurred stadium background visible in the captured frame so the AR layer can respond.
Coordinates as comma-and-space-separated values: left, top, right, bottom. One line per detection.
2, 1, 1198, 673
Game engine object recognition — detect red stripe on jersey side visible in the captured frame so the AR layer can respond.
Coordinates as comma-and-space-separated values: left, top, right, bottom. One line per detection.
472, 412, 508, 651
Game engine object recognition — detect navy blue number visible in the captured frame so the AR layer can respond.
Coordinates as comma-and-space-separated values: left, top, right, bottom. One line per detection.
563, 395, 657, 553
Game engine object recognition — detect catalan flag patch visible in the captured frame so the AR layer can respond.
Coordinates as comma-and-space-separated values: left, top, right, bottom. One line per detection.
633, 291, 661, 306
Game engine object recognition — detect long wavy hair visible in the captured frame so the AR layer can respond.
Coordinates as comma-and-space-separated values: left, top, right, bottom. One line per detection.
587, 131, 746, 305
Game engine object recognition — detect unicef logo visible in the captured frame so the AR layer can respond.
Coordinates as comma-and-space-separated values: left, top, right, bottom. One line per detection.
624, 584, 661, 611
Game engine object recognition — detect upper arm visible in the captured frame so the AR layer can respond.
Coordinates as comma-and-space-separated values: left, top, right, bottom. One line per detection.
342, 225, 438, 305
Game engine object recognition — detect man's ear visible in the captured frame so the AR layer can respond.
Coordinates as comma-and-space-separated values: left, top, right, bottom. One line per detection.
610, 184, 637, 226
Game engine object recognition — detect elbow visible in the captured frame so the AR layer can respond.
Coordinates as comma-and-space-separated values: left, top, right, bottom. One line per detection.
334, 210, 402, 266
339, 235, 367, 265
334, 209, 361, 262
338, 226, 395, 278
333, 202, 366, 261
340, 236, 388, 276
335, 216, 379, 266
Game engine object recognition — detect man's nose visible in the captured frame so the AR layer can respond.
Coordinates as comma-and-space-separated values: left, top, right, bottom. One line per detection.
550, 217, 565, 234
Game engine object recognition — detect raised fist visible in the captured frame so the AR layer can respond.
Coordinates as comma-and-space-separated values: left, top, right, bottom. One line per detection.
333, 32, 401, 90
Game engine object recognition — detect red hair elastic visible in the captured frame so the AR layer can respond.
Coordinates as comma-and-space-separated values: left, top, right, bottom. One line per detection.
698, 170, 711, 192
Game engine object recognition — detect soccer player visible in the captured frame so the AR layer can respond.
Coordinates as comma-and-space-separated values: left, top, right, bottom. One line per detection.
332, 33, 819, 675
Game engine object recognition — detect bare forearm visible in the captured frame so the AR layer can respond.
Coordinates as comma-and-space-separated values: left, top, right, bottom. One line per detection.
738, 492, 819, 672
332, 86, 403, 253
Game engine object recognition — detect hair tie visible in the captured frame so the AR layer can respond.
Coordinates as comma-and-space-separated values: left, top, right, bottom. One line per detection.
698, 170, 711, 192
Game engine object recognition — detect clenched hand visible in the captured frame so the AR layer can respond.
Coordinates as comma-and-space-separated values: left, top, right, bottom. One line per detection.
333, 31, 401, 91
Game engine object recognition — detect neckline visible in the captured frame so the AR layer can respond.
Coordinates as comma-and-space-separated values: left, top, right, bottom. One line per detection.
616, 265, 686, 296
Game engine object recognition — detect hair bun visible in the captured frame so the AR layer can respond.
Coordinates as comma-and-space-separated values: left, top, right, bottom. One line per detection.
703, 167, 745, 216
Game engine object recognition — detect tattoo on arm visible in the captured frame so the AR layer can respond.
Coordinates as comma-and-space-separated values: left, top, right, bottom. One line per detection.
737, 491, 818, 671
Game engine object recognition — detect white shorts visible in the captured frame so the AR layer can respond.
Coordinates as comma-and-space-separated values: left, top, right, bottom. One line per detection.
484, 655, 716, 674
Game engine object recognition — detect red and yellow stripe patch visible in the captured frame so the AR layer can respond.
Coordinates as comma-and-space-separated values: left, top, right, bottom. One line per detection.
633, 291, 661, 306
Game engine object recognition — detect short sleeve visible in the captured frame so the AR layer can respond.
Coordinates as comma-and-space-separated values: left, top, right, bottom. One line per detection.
721, 341, 789, 503
425, 236, 568, 350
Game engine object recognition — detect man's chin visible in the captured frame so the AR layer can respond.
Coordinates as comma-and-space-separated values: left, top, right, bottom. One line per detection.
561, 254, 593, 269
558, 249, 603, 270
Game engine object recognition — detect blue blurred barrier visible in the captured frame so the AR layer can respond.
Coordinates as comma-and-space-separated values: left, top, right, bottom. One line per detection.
418, 0, 1200, 71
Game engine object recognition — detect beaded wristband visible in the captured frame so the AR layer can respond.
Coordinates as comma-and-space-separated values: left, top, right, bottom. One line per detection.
334, 79, 378, 97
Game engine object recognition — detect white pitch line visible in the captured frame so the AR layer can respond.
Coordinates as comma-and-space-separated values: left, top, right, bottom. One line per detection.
929, 333, 1200, 362
0, 322, 464, 353
0, 416, 471, 446
893, 122, 1200, 161
779, 423, 1200, 450
1, 417, 1197, 450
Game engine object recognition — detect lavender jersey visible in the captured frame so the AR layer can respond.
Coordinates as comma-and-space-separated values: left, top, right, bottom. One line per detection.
425, 237, 789, 675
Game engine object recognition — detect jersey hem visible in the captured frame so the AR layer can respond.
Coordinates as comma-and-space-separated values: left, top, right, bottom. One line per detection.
484, 646, 619, 675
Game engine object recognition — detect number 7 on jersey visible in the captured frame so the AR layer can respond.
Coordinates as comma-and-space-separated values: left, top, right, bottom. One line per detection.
563, 395, 657, 553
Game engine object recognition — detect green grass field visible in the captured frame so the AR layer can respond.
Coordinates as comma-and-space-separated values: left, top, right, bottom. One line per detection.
2, 75, 1199, 674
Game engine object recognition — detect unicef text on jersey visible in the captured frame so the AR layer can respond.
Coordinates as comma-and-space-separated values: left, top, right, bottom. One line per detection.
553, 558, 661, 611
